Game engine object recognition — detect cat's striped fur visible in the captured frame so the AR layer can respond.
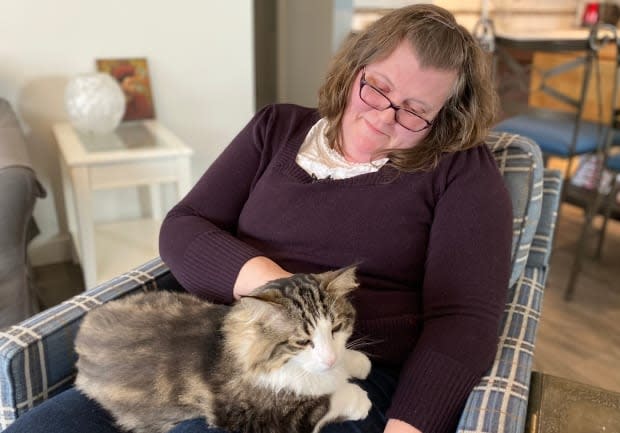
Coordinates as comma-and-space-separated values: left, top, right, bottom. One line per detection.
74, 267, 372, 433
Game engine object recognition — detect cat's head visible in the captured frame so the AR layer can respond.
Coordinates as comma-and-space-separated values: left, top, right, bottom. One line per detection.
225, 266, 358, 376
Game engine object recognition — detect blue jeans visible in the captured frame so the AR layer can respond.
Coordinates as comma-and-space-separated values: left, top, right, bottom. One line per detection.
4, 365, 398, 433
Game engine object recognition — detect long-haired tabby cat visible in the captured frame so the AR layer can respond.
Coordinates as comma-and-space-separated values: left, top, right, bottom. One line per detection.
74, 266, 372, 433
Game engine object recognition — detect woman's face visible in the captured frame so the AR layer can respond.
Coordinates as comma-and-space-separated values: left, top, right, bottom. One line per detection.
340, 40, 458, 163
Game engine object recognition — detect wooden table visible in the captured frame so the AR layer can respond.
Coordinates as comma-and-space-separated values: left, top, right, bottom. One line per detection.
53, 120, 193, 288
526, 371, 620, 433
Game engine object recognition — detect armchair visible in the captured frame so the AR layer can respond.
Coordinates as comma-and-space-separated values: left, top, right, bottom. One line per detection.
0, 132, 562, 433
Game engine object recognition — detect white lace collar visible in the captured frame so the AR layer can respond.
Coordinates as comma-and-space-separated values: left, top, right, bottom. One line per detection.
295, 118, 388, 180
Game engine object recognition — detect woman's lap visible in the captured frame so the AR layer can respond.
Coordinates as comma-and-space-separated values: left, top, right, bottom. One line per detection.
170, 366, 397, 433
3, 387, 121, 433
5, 365, 398, 433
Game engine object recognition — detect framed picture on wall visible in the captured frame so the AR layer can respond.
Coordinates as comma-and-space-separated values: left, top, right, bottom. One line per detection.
96, 57, 156, 121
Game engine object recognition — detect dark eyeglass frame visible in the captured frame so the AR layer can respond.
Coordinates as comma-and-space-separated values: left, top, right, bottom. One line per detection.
359, 68, 433, 132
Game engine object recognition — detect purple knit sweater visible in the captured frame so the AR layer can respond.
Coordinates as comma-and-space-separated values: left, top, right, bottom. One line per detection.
159, 104, 512, 433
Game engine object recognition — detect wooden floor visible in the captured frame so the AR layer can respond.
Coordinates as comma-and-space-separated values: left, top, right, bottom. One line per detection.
32, 202, 620, 394
533, 203, 620, 394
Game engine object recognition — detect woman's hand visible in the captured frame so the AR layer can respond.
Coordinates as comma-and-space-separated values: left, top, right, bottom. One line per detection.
233, 256, 292, 298
384, 419, 422, 433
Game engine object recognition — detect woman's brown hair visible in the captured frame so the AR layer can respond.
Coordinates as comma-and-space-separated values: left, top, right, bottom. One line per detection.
318, 4, 498, 172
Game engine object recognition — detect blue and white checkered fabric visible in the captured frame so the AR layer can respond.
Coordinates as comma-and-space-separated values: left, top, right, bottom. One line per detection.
0, 133, 562, 433
456, 170, 561, 433
457, 266, 545, 433
0, 258, 170, 430
527, 171, 563, 268
486, 131, 544, 287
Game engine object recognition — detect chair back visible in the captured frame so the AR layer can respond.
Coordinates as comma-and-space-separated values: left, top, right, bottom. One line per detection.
565, 27, 620, 298
485, 131, 543, 286
493, 25, 615, 180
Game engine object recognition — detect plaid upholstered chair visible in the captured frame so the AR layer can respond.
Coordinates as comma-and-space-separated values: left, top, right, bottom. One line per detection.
0, 132, 562, 433
456, 133, 563, 433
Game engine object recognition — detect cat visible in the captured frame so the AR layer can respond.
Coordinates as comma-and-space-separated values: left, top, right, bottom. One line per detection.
74, 266, 372, 433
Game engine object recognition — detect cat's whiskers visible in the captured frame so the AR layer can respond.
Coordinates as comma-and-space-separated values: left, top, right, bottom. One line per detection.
255, 357, 350, 397
345, 336, 382, 354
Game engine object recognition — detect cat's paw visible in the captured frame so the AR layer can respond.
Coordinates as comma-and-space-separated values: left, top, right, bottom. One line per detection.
343, 349, 371, 380
330, 383, 372, 421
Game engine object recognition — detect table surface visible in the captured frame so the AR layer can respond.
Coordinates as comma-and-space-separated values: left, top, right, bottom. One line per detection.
495, 28, 592, 41
494, 26, 598, 51
526, 371, 620, 433
55, 120, 193, 166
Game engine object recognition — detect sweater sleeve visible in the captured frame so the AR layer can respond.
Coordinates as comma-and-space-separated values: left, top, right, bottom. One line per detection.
385, 146, 513, 433
159, 105, 280, 304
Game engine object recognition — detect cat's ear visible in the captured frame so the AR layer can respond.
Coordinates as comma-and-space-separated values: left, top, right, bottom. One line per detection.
241, 288, 285, 308
316, 265, 358, 297
239, 289, 288, 325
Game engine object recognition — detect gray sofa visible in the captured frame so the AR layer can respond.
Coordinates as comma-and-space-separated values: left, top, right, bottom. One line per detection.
0, 99, 46, 329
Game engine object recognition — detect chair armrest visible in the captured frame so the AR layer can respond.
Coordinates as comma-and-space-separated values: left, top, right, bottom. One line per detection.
457, 266, 546, 433
456, 169, 563, 433
527, 170, 563, 268
0, 257, 172, 430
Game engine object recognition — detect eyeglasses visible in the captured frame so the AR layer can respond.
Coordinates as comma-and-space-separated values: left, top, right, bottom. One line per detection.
359, 69, 433, 132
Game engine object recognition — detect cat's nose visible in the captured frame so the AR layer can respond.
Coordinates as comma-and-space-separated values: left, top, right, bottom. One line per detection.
321, 353, 337, 369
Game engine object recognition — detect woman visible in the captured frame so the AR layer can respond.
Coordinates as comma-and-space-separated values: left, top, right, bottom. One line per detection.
4, 4, 511, 433
159, 4, 511, 433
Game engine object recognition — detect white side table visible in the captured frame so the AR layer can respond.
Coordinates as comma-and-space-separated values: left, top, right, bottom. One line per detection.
53, 120, 193, 288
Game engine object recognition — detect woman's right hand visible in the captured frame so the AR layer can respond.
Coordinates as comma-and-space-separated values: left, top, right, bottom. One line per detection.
233, 256, 292, 298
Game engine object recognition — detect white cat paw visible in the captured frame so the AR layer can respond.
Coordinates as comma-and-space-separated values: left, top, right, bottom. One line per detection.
330, 383, 372, 421
344, 349, 371, 380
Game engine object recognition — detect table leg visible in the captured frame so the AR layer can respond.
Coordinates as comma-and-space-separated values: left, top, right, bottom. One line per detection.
60, 159, 79, 264
148, 184, 163, 220
70, 167, 97, 289
176, 156, 192, 199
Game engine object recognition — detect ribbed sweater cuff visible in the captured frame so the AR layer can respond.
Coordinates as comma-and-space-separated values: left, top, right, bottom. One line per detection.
386, 349, 480, 433
182, 230, 262, 304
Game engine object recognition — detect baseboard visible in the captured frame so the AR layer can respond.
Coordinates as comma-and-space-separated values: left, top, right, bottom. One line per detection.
28, 232, 73, 267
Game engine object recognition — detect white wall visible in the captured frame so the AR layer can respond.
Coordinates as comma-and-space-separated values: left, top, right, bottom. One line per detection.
276, 0, 359, 107
0, 1, 255, 265
277, 0, 334, 106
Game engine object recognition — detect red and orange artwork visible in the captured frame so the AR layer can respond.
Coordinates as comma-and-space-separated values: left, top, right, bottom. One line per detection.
96, 58, 155, 121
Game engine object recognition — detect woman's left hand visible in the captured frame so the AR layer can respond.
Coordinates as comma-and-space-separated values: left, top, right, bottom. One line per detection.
384, 418, 422, 433
233, 256, 292, 298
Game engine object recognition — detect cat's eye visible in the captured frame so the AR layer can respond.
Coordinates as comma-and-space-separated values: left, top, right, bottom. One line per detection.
294, 339, 313, 347
332, 323, 343, 334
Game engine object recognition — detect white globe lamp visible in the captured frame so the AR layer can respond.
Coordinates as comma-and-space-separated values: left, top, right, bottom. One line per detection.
65, 73, 126, 134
